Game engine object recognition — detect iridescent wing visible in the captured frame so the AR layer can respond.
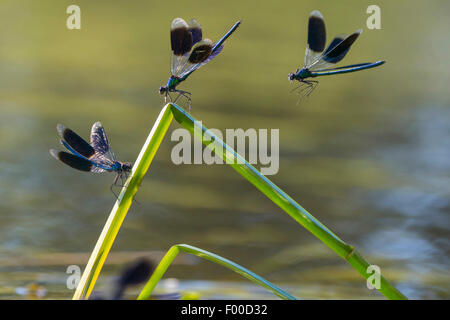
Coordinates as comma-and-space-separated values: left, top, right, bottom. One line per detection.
57, 124, 95, 159
307, 34, 345, 70
170, 18, 194, 77
188, 18, 202, 45
170, 18, 216, 78
56, 124, 114, 171
203, 44, 224, 63
177, 39, 214, 78
90, 121, 116, 162
321, 30, 361, 63
50, 149, 107, 173
178, 20, 240, 79
304, 10, 326, 67
308, 30, 362, 71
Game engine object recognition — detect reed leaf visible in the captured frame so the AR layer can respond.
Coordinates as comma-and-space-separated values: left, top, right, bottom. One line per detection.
169, 103, 406, 300
73, 105, 174, 299
138, 244, 296, 300
74, 103, 406, 300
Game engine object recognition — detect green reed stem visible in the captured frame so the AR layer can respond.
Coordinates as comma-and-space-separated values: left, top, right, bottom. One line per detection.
138, 244, 296, 300
74, 103, 406, 300
73, 105, 174, 299
169, 103, 406, 300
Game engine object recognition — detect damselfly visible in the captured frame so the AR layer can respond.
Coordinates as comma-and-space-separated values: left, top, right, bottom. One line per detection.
159, 18, 241, 110
50, 122, 132, 198
289, 10, 385, 97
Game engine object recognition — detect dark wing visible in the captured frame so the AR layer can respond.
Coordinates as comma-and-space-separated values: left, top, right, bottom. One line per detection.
323, 35, 346, 56
188, 19, 202, 45
178, 20, 240, 79
304, 10, 326, 67
309, 30, 362, 71
57, 124, 95, 159
187, 39, 213, 64
170, 18, 193, 55
322, 31, 360, 63
50, 149, 104, 172
177, 39, 215, 79
204, 44, 223, 63
55, 123, 114, 172
170, 18, 193, 76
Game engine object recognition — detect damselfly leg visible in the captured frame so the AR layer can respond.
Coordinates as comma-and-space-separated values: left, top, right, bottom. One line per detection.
110, 174, 120, 200
173, 90, 192, 112
291, 80, 318, 104
303, 80, 318, 97
110, 172, 128, 200
110, 172, 139, 204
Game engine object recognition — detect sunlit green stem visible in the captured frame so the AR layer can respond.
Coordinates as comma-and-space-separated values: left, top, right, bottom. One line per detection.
138, 244, 296, 300
169, 103, 406, 300
72, 105, 174, 299
74, 103, 406, 300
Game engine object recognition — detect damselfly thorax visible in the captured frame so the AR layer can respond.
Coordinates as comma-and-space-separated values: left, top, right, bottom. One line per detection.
288, 68, 318, 98
159, 75, 191, 107
289, 68, 313, 81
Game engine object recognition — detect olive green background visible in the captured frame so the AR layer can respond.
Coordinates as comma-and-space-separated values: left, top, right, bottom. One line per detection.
0, 0, 448, 299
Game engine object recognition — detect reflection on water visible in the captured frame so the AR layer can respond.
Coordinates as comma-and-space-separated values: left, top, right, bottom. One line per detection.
360, 104, 450, 299
0, 0, 449, 299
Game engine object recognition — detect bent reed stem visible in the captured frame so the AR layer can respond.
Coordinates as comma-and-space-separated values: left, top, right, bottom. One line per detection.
73, 105, 173, 299
74, 103, 406, 300
138, 244, 296, 300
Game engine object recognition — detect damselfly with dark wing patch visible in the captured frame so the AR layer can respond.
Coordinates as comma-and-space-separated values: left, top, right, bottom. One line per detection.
289, 10, 385, 98
159, 18, 241, 110
50, 122, 132, 198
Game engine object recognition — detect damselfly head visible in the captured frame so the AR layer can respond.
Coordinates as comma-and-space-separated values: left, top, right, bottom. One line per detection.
159, 86, 168, 95
288, 73, 296, 81
121, 162, 132, 172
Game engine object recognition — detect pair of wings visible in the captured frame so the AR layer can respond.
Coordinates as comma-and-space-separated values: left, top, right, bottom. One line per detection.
50, 122, 116, 173
304, 10, 362, 71
170, 18, 240, 79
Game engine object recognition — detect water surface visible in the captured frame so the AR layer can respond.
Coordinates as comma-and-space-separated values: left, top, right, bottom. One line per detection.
0, 0, 448, 299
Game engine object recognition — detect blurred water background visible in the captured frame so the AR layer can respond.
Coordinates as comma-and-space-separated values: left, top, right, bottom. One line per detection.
0, 0, 449, 299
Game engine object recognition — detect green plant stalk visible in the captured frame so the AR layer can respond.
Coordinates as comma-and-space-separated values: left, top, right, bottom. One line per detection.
138, 244, 296, 300
74, 102, 406, 300
72, 105, 174, 300
169, 103, 406, 300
